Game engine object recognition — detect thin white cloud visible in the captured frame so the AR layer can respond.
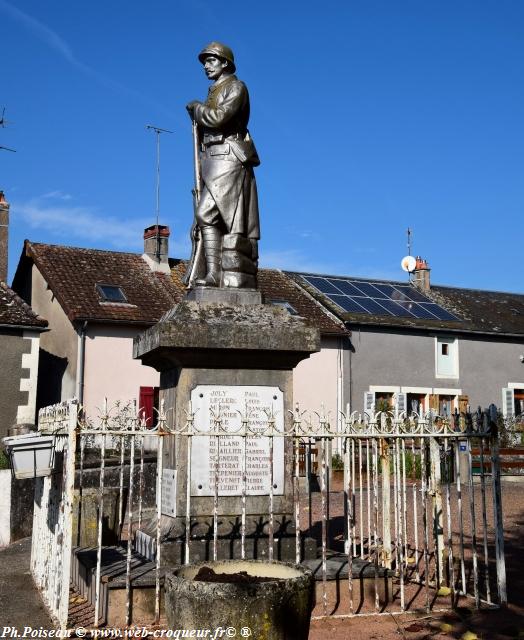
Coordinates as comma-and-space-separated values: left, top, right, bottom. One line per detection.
260, 248, 401, 281
0, 0, 86, 70
13, 195, 191, 257
260, 249, 344, 275
42, 190, 72, 201
0, 0, 174, 117
14, 199, 144, 249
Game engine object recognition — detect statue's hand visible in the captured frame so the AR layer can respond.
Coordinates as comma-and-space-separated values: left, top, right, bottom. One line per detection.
186, 101, 200, 118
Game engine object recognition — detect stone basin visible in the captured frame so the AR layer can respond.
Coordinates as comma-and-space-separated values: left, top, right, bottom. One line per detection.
165, 559, 314, 640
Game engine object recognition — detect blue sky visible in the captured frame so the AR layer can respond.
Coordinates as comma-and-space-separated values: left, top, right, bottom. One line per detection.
1, 0, 523, 292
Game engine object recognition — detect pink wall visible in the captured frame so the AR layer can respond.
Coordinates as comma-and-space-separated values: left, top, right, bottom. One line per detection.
83, 324, 159, 420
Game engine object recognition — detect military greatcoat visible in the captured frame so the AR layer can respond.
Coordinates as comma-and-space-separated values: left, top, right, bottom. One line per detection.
193, 74, 260, 240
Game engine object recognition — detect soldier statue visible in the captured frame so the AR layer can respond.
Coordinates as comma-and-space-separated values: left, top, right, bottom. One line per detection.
184, 42, 260, 289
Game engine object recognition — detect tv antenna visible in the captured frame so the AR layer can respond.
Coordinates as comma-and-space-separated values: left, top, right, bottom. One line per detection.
0, 107, 16, 152
400, 227, 416, 280
146, 124, 173, 229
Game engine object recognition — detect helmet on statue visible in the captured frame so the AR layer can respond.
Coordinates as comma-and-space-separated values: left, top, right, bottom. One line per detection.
198, 42, 236, 73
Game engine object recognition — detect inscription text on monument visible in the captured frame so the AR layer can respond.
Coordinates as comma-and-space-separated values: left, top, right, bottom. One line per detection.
190, 385, 284, 497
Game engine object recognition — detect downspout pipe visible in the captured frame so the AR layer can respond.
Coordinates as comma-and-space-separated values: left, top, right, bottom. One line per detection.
76, 321, 88, 406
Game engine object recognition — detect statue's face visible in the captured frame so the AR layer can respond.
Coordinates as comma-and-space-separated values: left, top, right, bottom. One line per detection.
202, 55, 228, 80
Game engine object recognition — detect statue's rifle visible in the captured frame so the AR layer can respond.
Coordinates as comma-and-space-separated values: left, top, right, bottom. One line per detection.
192, 120, 202, 206
183, 120, 204, 286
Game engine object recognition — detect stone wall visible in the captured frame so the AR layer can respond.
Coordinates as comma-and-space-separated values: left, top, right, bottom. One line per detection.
0, 329, 31, 439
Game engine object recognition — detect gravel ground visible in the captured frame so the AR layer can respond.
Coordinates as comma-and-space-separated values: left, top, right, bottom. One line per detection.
308, 479, 524, 639
2, 480, 522, 638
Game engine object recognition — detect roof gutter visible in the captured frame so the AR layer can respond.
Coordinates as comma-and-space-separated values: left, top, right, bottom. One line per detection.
345, 320, 524, 340
70, 316, 157, 327
0, 323, 48, 332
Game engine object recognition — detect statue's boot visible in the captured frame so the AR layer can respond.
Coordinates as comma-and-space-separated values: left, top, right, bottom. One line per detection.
195, 226, 221, 287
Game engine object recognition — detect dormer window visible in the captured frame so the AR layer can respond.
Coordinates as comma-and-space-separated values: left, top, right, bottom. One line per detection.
96, 284, 128, 303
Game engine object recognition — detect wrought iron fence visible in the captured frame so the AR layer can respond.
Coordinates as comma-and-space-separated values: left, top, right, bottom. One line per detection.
31, 400, 509, 628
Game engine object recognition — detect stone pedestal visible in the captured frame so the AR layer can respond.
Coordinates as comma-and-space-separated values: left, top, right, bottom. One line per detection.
133, 288, 320, 561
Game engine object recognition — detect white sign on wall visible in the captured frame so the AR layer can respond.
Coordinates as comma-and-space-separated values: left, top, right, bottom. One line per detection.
161, 468, 177, 517
190, 385, 285, 497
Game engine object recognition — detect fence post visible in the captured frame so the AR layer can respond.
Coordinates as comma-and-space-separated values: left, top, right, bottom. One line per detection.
380, 438, 392, 568
429, 437, 444, 587
490, 408, 507, 606
57, 400, 79, 629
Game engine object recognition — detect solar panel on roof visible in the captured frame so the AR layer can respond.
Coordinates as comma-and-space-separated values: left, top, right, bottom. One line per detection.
393, 286, 432, 303
418, 303, 459, 321
329, 294, 368, 313
350, 282, 383, 297
331, 280, 365, 296
304, 277, 342, 295
407, 303, 440, 319
301, 275, 460, 322
354, 297, 394, 315
372, 283, 398, 297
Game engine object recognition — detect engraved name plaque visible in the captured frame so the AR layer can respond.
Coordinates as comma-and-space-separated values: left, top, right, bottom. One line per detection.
190, 385, 285, 496
161, 469, 177, 517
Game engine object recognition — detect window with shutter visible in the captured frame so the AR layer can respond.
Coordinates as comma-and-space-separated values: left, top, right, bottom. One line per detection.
394, 392, 407, 417
406, 393, 427, 416
435, 337, 459, 378
458, 395, 469, 414
429, 394, 439, 412
139, 386, 158, 428
502, 388, 515, 417
364, 391, 375, 418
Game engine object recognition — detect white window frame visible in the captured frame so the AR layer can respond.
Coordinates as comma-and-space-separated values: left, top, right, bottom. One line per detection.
367, 385, 463, 415
434, 336, 459, 379
503, 383, 524, 417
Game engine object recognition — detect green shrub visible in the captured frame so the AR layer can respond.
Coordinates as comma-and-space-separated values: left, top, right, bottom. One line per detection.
331, 452, 344, 470
0, 449, 10, 470
404, 450, 422, 479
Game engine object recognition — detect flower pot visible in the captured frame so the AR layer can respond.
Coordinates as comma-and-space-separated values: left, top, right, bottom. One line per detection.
165, 559, 314, 640
2, 433, 55, 479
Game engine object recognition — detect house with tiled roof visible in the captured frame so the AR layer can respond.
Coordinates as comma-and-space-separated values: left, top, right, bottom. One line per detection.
0, 193, 48, 438
0, 282, 48, 438
287, 258, 524, 418
12, 227, 349, 424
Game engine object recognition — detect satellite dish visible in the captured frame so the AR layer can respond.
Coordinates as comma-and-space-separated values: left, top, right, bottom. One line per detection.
401, 255, 416, 273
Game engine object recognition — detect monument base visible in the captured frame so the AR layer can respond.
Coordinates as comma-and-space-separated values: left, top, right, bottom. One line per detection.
133, 288, 320, 562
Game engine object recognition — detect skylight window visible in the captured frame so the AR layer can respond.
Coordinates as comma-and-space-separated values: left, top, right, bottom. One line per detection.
96, 284, 128, 303
269, 299, 299, 315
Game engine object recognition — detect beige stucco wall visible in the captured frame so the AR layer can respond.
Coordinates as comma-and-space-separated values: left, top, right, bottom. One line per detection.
83, 324, 160, 420
31, 266, 78, 402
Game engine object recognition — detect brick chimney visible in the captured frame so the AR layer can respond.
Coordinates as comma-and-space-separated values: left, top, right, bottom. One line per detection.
142, 224, 171, 274
412, 256, 431, 291
0, 192, 9, 283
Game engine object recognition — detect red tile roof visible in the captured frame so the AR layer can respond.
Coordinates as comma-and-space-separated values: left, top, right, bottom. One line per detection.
16, 242, 347, 335
0, 281, 48, 329
170, 262, 347, 335
22, 242, 182, 324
